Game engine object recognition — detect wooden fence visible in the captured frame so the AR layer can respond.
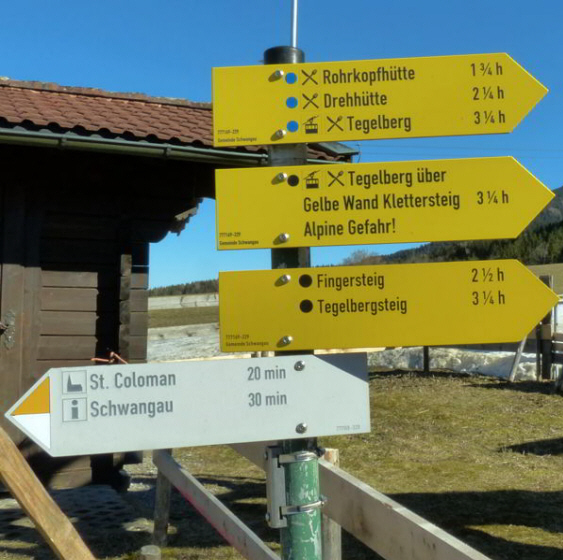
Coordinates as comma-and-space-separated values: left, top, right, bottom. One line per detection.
152, 445, 492, 560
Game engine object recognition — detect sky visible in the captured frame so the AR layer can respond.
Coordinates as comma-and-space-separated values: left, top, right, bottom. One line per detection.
2, 1, 562, 288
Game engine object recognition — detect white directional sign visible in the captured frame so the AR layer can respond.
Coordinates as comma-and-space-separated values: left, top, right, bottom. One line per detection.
6, 355, 369, 457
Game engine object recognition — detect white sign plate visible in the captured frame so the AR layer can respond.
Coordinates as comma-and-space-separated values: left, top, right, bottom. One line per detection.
6, 354, 370, 457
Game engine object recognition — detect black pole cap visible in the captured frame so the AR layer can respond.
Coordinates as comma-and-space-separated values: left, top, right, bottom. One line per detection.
264, 46, 305, 65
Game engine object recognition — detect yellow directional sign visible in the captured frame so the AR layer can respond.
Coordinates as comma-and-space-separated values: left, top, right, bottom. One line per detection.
219, 260, 558, 352
216, 157, 553, 249
212, 53, 547, 146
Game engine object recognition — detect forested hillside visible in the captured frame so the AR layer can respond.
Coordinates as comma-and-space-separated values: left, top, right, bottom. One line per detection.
377, 186, 563, 266
149, 279, 218, 297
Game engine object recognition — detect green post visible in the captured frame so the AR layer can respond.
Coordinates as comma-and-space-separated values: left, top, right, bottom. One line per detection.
280, 440, 322, 559
264, 44, 322, 560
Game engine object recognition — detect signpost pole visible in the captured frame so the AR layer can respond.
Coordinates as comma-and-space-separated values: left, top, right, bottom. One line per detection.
264, 44, 322, 560
290, 0, 298, 48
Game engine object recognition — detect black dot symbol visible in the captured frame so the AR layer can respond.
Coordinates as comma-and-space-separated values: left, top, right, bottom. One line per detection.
300, 300, 313, 313
299, 274, 313, 288
288, 175, 300, 187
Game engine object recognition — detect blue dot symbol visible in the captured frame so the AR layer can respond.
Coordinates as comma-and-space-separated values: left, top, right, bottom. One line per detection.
286, 97, 298, 109
286, 72, 298, 85
287, 121, 299, 133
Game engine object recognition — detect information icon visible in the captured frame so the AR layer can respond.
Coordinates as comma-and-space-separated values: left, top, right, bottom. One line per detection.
62, 398, 87, 422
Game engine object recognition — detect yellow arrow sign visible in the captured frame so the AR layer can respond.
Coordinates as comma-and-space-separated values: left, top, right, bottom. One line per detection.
216, 157, 554, 249
219, 260, 558, 352
212, 53, 547, 146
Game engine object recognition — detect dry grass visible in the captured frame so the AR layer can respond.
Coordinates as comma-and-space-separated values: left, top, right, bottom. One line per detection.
121, 371, 563, 560
2, 371, 563, 559
149, 307, 219, 329
322, 371, 563, 559
3, 302, 563, 559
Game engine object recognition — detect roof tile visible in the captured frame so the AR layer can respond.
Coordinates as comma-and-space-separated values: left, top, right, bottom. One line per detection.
0, 78, 346, 160
0, 79, 214, 145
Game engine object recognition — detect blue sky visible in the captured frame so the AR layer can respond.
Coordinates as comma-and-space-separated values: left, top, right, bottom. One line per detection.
2, 1, 562, 287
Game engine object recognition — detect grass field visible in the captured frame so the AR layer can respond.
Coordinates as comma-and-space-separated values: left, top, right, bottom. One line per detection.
4, 310, 562, 560
149, 306, 219, 328
142, 304, 563, 559
146, 371, 563, 560
4, 372, 562, 560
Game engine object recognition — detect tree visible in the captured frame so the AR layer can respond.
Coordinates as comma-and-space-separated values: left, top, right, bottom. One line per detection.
341, 250, 380, 266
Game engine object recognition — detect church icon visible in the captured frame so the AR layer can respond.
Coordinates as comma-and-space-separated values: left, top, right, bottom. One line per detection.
62, 370, 87, 395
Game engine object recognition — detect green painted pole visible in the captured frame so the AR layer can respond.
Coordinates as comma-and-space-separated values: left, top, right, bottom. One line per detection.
264, 44, 322, 560
280, 440, 322, 559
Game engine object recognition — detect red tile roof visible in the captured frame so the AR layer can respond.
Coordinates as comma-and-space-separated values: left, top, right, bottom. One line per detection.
0, 78, 350, 160
0, 78, 214, 146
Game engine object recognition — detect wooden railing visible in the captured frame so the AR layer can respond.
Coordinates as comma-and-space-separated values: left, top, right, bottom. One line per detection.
152, 445, 492, 560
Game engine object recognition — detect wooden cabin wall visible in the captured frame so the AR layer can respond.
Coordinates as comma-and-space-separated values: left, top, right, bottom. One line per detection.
0, 144, 208, 486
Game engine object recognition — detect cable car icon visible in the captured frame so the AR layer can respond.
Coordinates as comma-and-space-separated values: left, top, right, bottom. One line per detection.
304, 116, 319, 134
305, 170, 320, 189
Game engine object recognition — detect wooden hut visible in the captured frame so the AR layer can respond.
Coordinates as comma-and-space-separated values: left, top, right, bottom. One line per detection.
0, 78, 353, 487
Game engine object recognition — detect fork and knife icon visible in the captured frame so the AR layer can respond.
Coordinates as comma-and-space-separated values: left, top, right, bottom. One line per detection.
302, 69, 318, 85
299, 68, 345, 134
302, 68, 320, 111
303, 93, 319, 109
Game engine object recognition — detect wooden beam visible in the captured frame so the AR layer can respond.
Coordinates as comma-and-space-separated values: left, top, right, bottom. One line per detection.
41, 287, 98, 312
0, 188, 27, 441
131, 270, 149, 290
540, 276, 554, 379
119, 252, 132, 362
40, 238, 118, 265
423, 347, 430, 373
320, 460, 491, 560
41, 311, 117, 336
43, 214, 117, 240
128, 336, 148, 361
0, 425, 96, 560
38, 336, 104, 360
42, 268, 118, 289
130, 312, 149, 336
508, 338, 527, 383
21, 192, 44, 391
321, 449, 342, 560
232, 443, 491, 560
153, 450, 278, 560
152, 450, 172, 547
130, 289, 149, 312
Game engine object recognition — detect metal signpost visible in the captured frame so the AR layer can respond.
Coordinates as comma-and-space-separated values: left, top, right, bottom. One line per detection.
210, 5, 554, 556
262, 35, 325, 559
5, 354, 369, 457
216, 157, 554, 249
213, 53, 547, 146
5, 3, 554, 560
219, 260, 559, 352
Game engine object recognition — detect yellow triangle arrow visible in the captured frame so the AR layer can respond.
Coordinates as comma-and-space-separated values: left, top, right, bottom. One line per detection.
13, 377, 50, 415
